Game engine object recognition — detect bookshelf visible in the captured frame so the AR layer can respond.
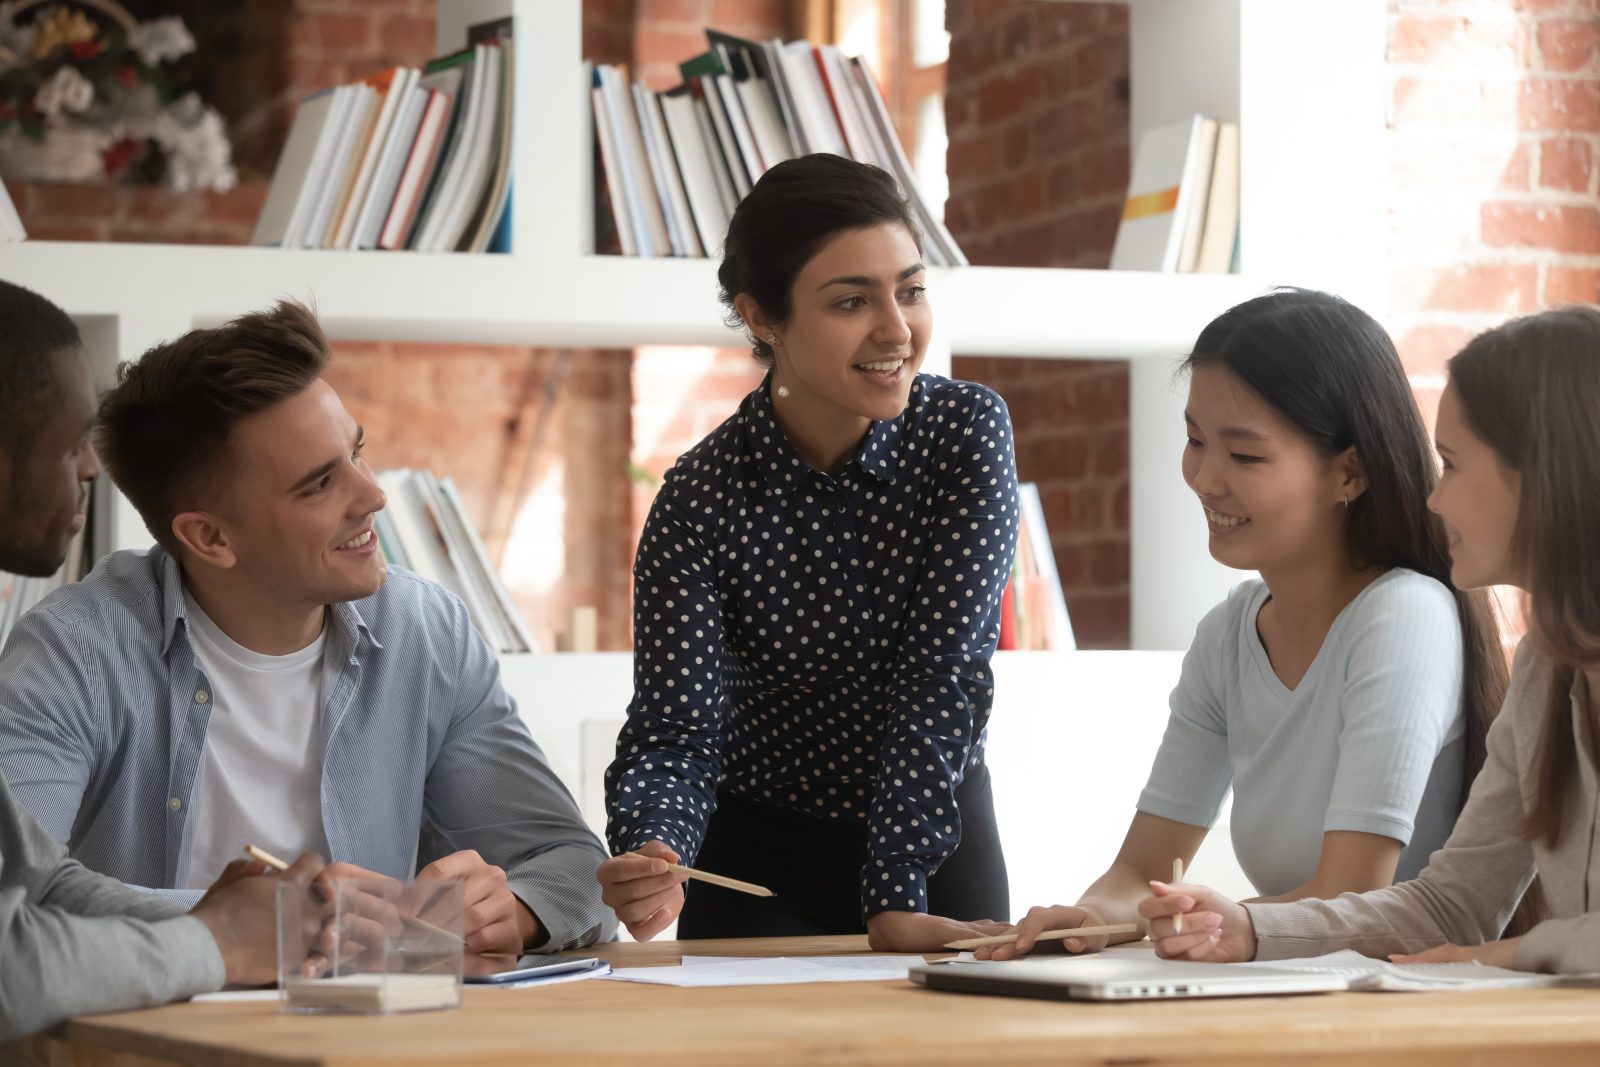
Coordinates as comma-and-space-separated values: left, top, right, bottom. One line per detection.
0, 0, 1386, 657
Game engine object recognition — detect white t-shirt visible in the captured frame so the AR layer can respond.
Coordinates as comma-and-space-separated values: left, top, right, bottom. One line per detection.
178, 594, 332, 890
1136, 568, 1466, 896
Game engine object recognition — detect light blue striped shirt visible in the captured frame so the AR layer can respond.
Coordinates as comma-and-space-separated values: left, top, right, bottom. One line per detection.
0, 548, 615, 949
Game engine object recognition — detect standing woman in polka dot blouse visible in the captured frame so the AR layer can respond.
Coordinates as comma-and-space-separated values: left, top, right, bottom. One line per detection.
599, 154, 1020, 951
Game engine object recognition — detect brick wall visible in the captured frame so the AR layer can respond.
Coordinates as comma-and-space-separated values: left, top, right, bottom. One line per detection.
943, 0, 1133, 649
1388, 0, 1600, 432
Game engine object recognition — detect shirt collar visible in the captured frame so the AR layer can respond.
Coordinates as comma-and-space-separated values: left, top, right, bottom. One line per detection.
741, 374, 908, 499
157, 548, 383, 657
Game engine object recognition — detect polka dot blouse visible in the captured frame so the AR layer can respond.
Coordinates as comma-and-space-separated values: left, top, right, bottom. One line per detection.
605, 372, 1020, 919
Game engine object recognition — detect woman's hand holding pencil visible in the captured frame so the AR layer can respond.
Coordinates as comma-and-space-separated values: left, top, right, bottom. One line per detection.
1140, 877, 1257, 963
970, 904, 1132, 961
597, 841, 692, 942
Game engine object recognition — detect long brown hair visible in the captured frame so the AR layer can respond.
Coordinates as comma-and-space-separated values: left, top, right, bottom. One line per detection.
1448, 304, 1600, 849
1186, 291, 1508, 812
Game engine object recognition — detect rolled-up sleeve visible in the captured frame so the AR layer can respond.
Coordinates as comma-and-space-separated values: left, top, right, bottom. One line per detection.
425, 596, 615, 949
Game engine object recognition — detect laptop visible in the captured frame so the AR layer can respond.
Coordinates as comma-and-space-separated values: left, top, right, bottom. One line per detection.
909, 956, 1349, 1001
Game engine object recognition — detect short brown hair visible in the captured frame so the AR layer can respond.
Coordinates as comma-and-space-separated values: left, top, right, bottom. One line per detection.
96, 300, 330, 555
1448, 304, 1600, 848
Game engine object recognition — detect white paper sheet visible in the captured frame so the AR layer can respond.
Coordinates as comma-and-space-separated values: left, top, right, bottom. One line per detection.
1236, 949, 1576, 991
604, 955, 925, 987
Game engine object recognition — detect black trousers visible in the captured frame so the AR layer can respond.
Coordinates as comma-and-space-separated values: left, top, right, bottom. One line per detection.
677, 765, 1009, 938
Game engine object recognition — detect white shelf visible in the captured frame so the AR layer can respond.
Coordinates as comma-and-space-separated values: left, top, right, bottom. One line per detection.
0, 239, 1269, 357
0, 0, 1387, 651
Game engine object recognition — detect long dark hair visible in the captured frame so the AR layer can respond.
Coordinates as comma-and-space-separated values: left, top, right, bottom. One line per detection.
1448, 305, 1600, 850
1183, 290, 1508, 818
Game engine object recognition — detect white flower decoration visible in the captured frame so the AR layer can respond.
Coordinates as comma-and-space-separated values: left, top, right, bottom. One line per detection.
127, 16, 194, 67
152, 92, 236, 193
34, 64, 93, 119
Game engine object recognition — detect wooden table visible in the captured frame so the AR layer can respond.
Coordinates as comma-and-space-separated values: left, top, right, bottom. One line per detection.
14, 935, 1600, 1066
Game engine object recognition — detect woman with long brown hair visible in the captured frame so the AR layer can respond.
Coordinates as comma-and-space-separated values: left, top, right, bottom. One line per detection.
1141, 304, 1600, 973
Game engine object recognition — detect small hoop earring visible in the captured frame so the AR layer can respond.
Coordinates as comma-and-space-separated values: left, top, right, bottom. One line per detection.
1341, 498, 1350, 509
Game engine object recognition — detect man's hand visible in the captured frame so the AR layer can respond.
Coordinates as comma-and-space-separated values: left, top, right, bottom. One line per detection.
865, 910, 1012, 952
417, 849, 533, 956
192, 852, 327, 986
596, 841, 687, 941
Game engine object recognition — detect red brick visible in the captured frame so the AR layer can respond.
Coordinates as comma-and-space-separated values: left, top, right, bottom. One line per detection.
643, 0, 707, 23
1410, 384, 1444, 437
949, 29, 999, 77
311, 12, 373, 53
636, 27, 706, 67
1392, 263, 1541, 314
1539, 137, 1593, 191
1519, 78, 1600, 132
710, 0, 789, 36
376, 14, 436, 60
1545, 266, 1600, 304
977, 67, 1043, 124
1092, 434, 1129, 478
1077, 143, 1130, 198
1396, 324, 1475, 377
1481, 201, 1600, 252
1537, 18, 1600, 72
1008, 171, 1045, 217
200, 183, 272, 225
1001, 124, 1030, 168
23, 182, 117, 219
1390, 13, 1527, 69
1027, 435, 1093, 481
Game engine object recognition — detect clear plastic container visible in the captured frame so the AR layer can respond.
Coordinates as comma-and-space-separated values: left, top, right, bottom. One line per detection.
277, 875, 464, 1013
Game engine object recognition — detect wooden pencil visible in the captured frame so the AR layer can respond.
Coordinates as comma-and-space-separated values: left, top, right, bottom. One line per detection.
943, 923, 1140, 950
243, 844, 461, 943
666, 862, 775, 898
1173, 858, 1185, 934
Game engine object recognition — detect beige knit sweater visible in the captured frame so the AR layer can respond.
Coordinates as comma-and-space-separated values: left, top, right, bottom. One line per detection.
1246, 639, 1600, 974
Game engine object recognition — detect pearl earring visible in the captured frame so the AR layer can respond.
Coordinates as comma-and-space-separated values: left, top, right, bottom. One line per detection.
776, 382, 790, 398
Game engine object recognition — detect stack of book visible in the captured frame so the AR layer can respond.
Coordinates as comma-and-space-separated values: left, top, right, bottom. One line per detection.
590, 29, 965, 265
1110, 114, 1241, 274
0, 477, 110, 647
373, 469, 536, 654
0, 177, 23, 242
252, 17, 514, 254
998, 484, 1075, 652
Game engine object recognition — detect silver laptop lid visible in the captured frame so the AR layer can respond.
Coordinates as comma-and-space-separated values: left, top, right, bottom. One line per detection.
911, 957, 1349, 1001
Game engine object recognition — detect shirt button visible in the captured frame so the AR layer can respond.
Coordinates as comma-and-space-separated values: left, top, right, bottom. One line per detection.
167, 796, 183, 812
194, 690, 209, 704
